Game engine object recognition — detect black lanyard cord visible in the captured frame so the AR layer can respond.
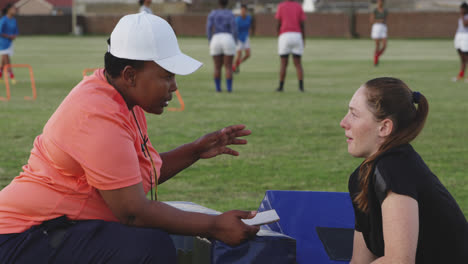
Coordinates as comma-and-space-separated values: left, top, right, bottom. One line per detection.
131, 109, 158, 201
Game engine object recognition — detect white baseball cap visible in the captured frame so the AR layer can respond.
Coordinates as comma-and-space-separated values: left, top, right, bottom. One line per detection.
109, 13, 202, 75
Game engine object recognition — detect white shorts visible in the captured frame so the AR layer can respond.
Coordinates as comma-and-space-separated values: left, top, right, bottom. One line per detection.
0, 45, 13, 56
236, 37, 250, 51
278, 32, 304, 56
371, 23, 387, 39
210, 33, 236, 56
454, 32, 468, 52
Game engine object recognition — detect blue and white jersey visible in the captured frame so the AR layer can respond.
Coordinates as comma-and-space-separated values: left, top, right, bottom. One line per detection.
235, 15, 252, 42
206, 9, 237, 41
0, 16, 18, 50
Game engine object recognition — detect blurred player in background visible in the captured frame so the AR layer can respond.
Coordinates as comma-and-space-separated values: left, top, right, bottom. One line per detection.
370, 0, 388, 66
0, 3, 18, 83
453, 2, 468, 82
275, 0, 305, 92
139, 0, 153, 14
232, 4, 254, 74
206, 0, 237, 92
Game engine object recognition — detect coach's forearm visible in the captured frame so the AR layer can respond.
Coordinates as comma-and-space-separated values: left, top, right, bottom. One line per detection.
100, 184, 215, 237
133, 200, 216, 237
159, 141, 200, 183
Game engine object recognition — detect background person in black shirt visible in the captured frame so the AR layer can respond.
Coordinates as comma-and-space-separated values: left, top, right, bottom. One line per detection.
340, 77, 467, 264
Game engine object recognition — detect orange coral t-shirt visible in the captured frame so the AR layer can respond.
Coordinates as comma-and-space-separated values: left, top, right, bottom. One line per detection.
0, 69, 161, 234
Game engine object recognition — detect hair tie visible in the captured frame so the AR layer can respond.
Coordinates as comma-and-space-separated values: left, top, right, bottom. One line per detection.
412, 91, 421, 104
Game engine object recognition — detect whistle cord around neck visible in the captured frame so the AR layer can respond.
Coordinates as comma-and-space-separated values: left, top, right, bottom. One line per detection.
131, 109, 158, 201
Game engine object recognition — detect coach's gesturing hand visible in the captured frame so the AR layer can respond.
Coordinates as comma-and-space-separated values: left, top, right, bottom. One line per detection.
194, 124, 251, 159
158, 124, 251, 183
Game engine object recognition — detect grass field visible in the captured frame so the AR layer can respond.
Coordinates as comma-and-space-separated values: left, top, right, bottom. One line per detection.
0, 36, 467, 218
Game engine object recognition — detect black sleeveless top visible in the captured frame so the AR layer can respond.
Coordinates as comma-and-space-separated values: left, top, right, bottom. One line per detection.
348, 144, 468, 263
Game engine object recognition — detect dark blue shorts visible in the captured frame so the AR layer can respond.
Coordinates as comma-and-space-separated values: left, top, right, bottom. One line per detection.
0, 216, 176, 264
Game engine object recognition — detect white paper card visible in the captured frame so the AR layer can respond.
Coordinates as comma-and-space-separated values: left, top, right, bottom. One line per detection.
242, 209, 280, 226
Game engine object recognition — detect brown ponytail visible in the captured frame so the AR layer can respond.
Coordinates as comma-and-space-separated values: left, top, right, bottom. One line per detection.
354, 77, 429, 212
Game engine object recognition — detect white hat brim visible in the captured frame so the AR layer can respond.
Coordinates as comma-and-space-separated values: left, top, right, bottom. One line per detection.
155, 52, 203, 76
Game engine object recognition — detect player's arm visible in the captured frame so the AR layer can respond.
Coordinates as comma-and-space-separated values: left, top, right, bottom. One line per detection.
350, 230, 377, 264
0, 23, 10, 39
11, 24, 18, 40
370, 12, 375, 24
371, 192, 419, 264
206, 13, 213, 41
231, 15, 238, 41
99, 182, 259, 246
301, 21, 305, 46
0, 21, 4, 37
463, 15, 468, 27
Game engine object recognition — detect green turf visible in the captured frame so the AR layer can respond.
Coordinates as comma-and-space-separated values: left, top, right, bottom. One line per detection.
0, 36, 466, 217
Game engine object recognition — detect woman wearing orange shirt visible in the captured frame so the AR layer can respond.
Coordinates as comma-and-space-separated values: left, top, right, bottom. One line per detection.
0, 13, 258, 263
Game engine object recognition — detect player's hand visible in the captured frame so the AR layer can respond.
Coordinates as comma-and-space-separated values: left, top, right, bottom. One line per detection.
194, 124, 251, 159
210, 210, 259, 246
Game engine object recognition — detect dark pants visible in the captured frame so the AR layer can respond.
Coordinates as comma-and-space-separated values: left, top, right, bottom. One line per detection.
0, 216, 177, 264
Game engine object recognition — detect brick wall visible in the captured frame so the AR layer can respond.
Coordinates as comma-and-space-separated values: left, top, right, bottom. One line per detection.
79, 15, 121, 35
17, 15, 72, 35
306, 13, 350, 37
165, 12, 459, 38
386, 12, 457, 38
169, 14, 207, 37
16, 11, 459, 38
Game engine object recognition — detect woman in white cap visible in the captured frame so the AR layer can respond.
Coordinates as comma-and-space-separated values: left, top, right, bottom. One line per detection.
370, 0, 388, 66
206, 0, 237, 92
341, 77, 467, 263
0, 13, 258, 263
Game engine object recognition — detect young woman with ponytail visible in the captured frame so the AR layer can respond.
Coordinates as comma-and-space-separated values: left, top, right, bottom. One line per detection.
340, 77, 467, 264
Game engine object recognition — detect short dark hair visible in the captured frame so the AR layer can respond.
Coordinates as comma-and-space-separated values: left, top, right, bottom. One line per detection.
219, 0, 228, 8
104, 38, 145, 78
461, 2, 468, 10
2, 3, 13, 16
139, 0, 144, 6
241, 4, 247, 9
